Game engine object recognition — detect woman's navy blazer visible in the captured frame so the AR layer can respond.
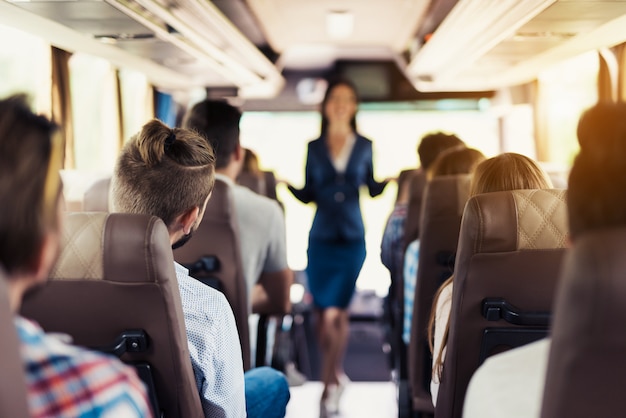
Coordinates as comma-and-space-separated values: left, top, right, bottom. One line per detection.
288, 134, 388, 241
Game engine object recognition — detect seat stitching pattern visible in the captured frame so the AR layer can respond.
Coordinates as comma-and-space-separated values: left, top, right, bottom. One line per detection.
513, 189, 567, 250
50, 213, 104, 280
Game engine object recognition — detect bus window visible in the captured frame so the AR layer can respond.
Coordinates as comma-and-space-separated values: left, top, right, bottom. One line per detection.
536, 51, 599, 166
69, 53, 121, 174
118, 69, 153, 143
0, 23, 50, 115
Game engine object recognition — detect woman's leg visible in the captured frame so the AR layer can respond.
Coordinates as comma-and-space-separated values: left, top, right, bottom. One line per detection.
335, 309, 350, 379
319, 307, 344, 398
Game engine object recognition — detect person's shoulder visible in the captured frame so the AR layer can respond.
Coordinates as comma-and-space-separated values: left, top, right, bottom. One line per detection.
16, 317, 149, 415
233, 184, 282, 214
308, 137, 325, 150
178, 272, 229, 306
353, 134, 373, 147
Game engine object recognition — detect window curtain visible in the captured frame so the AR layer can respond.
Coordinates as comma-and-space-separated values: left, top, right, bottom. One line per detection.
531, 79, 551, 162
51, 47, 74, 169
598, 49, 616, 103
115, 69, 124, 151
615, 42, 626, 103
154, 89, 177, 127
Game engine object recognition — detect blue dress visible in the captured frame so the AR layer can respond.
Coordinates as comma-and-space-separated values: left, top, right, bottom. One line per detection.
288, 134, 387, 308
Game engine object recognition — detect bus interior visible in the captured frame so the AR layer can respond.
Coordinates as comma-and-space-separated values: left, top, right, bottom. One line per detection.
2, 0, 626, 417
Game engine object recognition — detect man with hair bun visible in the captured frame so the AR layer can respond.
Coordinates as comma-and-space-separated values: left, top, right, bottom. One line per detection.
112, 118, 290, 418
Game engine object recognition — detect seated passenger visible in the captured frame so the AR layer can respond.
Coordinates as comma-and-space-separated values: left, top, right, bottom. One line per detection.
428, 152, 552, 405
184, 100, 292, 314
110, 119, 290, 418
463, 102, 626, 418
380, 168, 411, 337
404, 132, 466, 246
402, 146, 485, 345
0, 95, 151, 417
380, 169, 411, 288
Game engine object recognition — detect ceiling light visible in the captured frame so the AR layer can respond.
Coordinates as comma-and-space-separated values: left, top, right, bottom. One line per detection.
326, 10, 354, 40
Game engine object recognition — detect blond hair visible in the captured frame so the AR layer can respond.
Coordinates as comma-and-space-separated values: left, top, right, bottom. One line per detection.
112, 119, 215, 226
469, 152, 552, 196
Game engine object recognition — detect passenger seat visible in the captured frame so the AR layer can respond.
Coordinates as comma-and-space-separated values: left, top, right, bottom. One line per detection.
20, 212, 203, 418
435, 189, 568, 418
0, 267, 29, 417
172, 178, 252, 370
83, 177, 112, 212
541, 227, 626, 417
407, 174, 471, 416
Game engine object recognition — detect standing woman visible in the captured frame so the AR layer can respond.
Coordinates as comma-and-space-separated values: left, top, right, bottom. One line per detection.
286, 79, 389, 415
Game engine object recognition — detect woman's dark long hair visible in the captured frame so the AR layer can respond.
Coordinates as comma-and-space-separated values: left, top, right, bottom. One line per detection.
319, 78, 359, 137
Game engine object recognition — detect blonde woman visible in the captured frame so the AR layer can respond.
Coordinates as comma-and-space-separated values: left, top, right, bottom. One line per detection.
428, 152, 553, 405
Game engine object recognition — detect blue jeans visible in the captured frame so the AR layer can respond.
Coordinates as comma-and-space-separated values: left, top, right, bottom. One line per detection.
244, 367, 290, 418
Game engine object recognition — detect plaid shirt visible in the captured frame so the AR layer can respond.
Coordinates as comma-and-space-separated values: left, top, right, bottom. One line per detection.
16, 315, 152, 418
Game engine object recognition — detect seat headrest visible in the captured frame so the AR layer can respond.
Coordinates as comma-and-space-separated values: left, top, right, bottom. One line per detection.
460, 189, 568, 254
83, 177, 112, 212
205, 179, 233, 219
423, 174, 471, 217
237, 172, 266, 196
51, 212, 174, 284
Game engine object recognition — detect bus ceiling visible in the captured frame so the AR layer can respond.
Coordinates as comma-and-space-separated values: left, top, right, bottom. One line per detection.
2, 0, 626, 102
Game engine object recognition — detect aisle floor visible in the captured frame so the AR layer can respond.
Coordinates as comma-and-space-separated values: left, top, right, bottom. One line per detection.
285, 381, 398, 418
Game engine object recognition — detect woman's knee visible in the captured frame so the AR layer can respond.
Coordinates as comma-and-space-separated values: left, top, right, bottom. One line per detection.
323, 307, 343, 326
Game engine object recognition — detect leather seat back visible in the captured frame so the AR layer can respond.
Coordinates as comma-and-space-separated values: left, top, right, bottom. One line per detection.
20, 212, 203, 418
436, 189, 568, 418
404, 169, 427, 247
83, 177, 112, 212
0, 268, 29, 417
237, 171, 266, 196
409, 174, 471, 413
541, 227, 626, 417
173, 179, 251, 370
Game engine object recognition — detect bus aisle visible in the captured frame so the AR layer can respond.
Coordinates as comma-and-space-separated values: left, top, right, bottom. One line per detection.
286, 288, 398, 417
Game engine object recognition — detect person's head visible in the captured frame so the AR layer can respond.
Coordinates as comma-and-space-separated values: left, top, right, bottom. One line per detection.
183, 99, 241, 169
111, 119, 216, 248
417, 132, 465, 170
320, 78, 358, 136
568, 102, 626, 240
0, 95, 63, 286
428, 146, 486, 179
469, 152, 552, 197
